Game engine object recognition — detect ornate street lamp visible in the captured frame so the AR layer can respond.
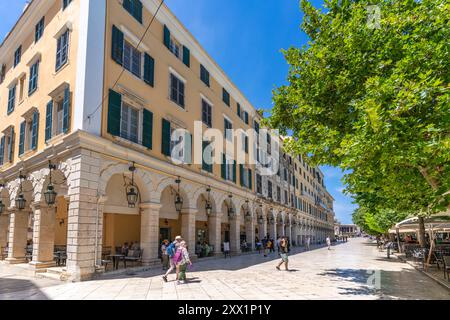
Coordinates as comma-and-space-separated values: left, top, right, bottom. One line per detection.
244, 200, 252, 222
227, 194, 235, 218
15, 172, 27, 210
126, 163, 139, 208
258, 215, 264, 224
205, 186, 212, 215
174, 177, 183, 213
44, 161, 58, 206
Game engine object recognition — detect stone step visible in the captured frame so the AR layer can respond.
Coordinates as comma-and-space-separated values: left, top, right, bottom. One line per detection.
46, 267, 66, 275
35, 271, 64, 282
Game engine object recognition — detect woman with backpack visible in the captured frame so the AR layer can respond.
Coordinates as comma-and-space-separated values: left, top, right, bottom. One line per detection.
176, 241, 192, 285
162, 236, 182, 282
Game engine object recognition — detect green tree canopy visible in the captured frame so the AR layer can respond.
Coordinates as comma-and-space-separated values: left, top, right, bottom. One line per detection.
268, 0, 450, 232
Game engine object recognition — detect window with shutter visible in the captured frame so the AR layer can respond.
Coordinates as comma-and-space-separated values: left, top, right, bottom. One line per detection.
200, 64, 210, 87
123, 0, 143, 24
0, 136, 5, 166
222, 89, 230, 106
202, 141, 213, 173
28, 61, 39, 96
56, 30, 69, 71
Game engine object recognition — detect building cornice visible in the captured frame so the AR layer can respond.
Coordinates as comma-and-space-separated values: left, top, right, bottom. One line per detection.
0, 0, 56, 58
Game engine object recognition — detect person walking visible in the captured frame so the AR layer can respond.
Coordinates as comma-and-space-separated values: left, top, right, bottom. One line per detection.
162, 236, 183, 282
306, 236, 311, 251
161, 239, 170, 270
262, 237, 268, 257
326, 236, 331, 250
223, 241, 230, 258
276, 236, 282, 254
176, 241, 192, 285
276, 237, 289, 271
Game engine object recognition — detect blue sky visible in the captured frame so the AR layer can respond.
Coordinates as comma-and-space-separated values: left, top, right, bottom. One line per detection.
0, 0, 357, 224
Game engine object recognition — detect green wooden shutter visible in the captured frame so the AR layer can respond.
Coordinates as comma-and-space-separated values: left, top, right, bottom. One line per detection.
244, 112, 249, 125
232, 160, 237, 183
248, 169, 252, 190
163, 25, 170, 49
239, 164, 244, 186
112, 25, 124, 66
134, 0, 143, 23
107, 89, 122, 137
143, 53, 155, 87
161, 119, 171, 156
0, 136, 5, 166
237, 103, 241, 117
45, 100, 53, 142
19, 122, 25, 156
221, 153, 226, 180
31, 112, 39, 150
202, 141, 212, 172
8, 127, 14, 162
183, 46, 190, 67
142, 109, 153, 149
184, 132, 192, 164
63, 85, 70, 133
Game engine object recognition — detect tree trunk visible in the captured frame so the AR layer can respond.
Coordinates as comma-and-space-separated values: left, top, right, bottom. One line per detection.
418, 216, 426, 248
425, 229, 435, 271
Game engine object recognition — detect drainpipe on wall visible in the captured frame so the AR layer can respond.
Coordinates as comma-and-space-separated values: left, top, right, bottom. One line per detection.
95, 194, 107, 269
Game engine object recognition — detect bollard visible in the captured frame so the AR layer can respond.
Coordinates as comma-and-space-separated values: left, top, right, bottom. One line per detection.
387, 245, 391, 259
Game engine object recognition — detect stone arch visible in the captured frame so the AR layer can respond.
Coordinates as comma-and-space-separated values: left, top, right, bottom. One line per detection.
154, 176, 195, 208
99, 162, 153, 203
32, 168, 69, 204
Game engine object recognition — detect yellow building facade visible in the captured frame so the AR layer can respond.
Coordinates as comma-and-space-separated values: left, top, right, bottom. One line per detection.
0, 0, 335, 281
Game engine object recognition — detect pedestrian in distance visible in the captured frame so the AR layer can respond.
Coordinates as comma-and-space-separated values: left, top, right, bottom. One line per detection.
162, 235, 183, 282
306, 236, 311, 251
262, 237, 268, 257
161, 239, 170, 270
326, 236, 331, 250
176, 241, 192, 285
276, 237, 289, 271
223, 241, 230, 258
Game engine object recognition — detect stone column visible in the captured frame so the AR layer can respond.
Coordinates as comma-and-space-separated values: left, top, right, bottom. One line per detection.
181, 208, 197, 258
260, 217, 267, 239
140, 202, 161, 266
229, 216, 241, 255
6, 209, 30, 264
270, 221, 277, 240
0, 213, 9, 252
245, 219, 255, 250
29, 203, 56, 269
208, 213, 222, 255
277, 222, 284, 237
66, 149, 103, 281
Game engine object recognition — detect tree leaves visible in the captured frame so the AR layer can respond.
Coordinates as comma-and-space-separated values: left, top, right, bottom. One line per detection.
268, 0, 450, 227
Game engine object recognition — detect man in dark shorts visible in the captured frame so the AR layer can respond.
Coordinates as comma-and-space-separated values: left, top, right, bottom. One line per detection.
276, 237, 289, 271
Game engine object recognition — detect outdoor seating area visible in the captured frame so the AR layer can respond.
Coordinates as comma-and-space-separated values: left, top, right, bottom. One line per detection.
101, 244, 143, 272
54, 246, 67, 266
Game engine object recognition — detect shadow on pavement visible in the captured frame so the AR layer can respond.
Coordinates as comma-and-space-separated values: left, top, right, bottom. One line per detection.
0, 277, 50, 300
318, 268, 450, 300
94, 244, 332, 281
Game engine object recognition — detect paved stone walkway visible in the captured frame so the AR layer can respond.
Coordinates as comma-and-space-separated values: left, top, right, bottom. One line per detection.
0, 238, 449, 300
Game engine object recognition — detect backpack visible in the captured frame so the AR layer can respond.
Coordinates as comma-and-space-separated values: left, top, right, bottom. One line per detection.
166, 242, 176, 258
172, 248, 183, 263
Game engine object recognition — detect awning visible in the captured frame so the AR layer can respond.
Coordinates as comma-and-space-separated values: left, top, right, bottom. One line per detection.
391, 213, 450, 234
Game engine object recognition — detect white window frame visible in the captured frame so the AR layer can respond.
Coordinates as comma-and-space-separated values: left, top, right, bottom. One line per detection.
223, 115, 233, 142
169, 69, 186, 108
225, 155, 234, 182
123, 40, 143, 79
169, 37, 181, 60
119, 97, 143, 145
